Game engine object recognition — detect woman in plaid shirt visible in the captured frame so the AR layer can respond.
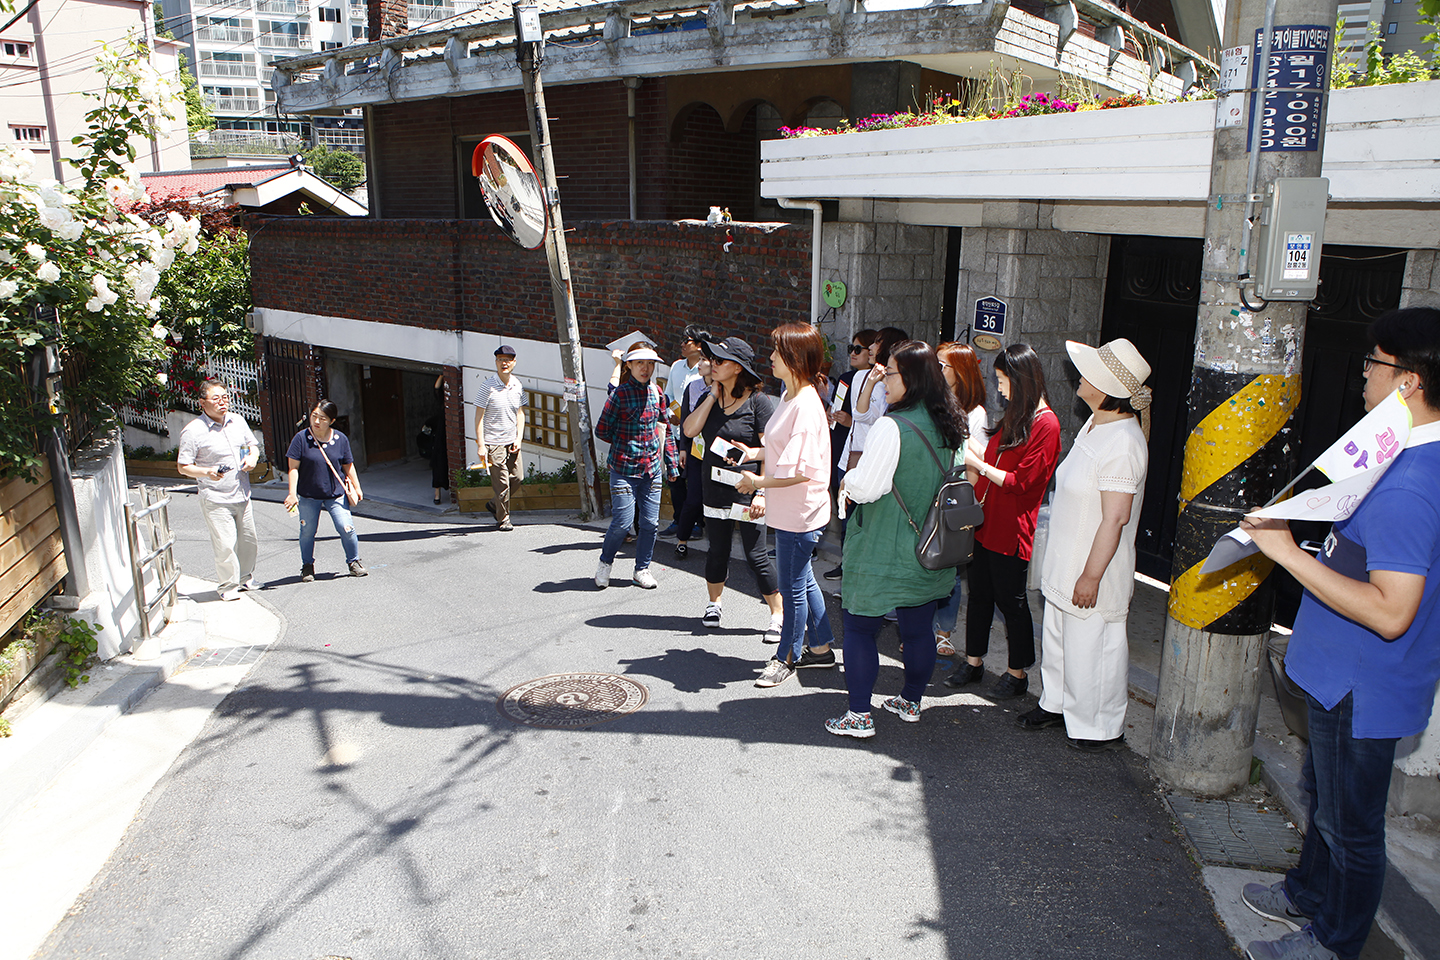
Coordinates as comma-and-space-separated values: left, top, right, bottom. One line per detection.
594, 344, 679, 589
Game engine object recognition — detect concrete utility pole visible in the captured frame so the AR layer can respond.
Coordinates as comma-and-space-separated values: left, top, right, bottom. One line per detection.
514, 3, 602, 520
1150, 0, 1340, 795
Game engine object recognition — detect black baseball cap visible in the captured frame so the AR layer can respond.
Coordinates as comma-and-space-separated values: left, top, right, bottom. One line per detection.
495, 345, 516, 357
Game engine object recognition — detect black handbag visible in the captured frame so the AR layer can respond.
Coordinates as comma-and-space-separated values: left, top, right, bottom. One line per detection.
888, 415, 985, 570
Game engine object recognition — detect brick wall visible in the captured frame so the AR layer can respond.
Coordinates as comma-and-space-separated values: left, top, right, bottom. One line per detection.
368, 78, 761, 222
248, 217, 811, 350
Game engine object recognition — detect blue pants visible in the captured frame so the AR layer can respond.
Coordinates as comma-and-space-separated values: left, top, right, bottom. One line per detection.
841, 603, 938, 714
601, 474, 660, 570
297, 495, 360, 565
933, 572, 964, 636
773, 527, 835, 664
1285, 692, 1397, 959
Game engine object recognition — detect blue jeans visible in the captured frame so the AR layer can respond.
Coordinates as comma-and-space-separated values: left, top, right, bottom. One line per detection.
773, 527, 835, 663
933, 572, 964, 636
297, 495, 360, 565
1284, 693, 1397, 959
841, 603, 938, 714
601, 474, 660, 570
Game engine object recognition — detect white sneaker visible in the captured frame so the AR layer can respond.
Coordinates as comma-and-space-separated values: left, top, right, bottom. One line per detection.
595, 561, 612, 589
755, 658, 796, 688
239, 577, 259, 592
762, 614, 783, 644
633, 568, 658, 589
219, 588, 241, 601
702, 602, 722, 628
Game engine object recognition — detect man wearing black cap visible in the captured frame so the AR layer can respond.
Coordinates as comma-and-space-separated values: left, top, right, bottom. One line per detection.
472, 344, 527, 531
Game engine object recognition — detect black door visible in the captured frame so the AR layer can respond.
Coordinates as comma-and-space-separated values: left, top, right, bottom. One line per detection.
1100, 235, 1203, 581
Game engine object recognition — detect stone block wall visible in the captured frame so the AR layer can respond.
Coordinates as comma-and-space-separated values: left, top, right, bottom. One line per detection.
820, 219, 948, 345
1400, 249, 1440, 310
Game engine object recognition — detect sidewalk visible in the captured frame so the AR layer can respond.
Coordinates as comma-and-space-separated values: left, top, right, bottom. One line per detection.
0, 575, 284, 960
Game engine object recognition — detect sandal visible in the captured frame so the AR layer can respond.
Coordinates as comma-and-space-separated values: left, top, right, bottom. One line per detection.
935, 633, 957, 657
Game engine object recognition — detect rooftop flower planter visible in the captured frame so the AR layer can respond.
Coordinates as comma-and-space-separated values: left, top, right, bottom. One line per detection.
760, 79, 1440, 206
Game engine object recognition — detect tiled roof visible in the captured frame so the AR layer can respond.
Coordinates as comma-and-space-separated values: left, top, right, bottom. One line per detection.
139, 165, 294, 200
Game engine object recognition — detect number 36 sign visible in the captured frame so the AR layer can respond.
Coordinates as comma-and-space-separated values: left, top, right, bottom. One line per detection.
975, 297, 1007, 335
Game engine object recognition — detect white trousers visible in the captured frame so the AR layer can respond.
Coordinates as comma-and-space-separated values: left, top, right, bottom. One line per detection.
1038, 603, 1130, 741
200, 497, 258, 591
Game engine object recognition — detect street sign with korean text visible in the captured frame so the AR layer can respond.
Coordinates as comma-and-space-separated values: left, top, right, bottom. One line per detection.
1248, 24, 1330, 152
974, 297, 1007, 338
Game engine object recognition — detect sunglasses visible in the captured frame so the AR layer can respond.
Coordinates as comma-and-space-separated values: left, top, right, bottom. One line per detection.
848, 344, 866, 355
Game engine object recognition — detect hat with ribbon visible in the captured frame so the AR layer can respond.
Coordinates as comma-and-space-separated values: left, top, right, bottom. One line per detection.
1066, 338, 1154, 437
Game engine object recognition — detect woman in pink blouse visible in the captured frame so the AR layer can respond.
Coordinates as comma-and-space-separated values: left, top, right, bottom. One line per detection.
737, 322, 836, 689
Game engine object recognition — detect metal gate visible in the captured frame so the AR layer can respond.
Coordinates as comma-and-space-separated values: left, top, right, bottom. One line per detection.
262, 338, 314, 465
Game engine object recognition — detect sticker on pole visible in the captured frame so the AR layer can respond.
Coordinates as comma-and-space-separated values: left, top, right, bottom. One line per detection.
1283, 234, 1313, 280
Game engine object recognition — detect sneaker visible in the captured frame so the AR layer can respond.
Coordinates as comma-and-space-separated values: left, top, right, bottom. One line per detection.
822, 565, 842, 581
883, 610, 898, 623
300, 564, 315, 583
825, 711, 875, 738
1245, 928, 1338, 960
755, 658, 795, 688
219, 588, 241, 601
633, 568, 658, 589
674, 542, 688, 558
1017, 706, 1065, 730
498, 520, 514, 531
348, 560, 368, 577
943, 661, 984, 689
1067, 735, 1125, 753
988, 672, 1029, 700
796, 647, 836, 669
762, 615, 782, 644
239, 577, 260, 592
658, 523, 679, 539
701, 602, 722, 628
595, 561, 612, 589
882, 695, 921, 723
1242, 881, 1309, 932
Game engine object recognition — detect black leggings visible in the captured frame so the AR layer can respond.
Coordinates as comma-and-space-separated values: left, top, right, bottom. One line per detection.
705, 517, 779, 596
965, 544, 1035, 670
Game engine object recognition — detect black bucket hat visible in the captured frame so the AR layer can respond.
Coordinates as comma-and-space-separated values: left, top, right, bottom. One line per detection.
701, 336, 761, 381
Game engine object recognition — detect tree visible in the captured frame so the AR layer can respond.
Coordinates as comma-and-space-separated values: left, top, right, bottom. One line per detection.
302, 145, 366, 193
177, 55, 216, 133
0, 36, 199, 480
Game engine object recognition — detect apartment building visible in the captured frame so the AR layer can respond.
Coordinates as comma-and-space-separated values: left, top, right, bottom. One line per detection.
0, 0, 189, 184
1337, 0, 1435, 62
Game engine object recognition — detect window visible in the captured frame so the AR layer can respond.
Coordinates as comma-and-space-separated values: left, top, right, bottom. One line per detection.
3, 41, 33, 59
318, 7, 340, 20
11, 125, 45, 144
351, 23, 367, 39
321, 40, 341, 50
1387, 21, 1398, 32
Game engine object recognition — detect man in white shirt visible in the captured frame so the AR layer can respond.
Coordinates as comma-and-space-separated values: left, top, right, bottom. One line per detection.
176, 380, 261, 600
472, 344, 527, 531
661, 325, 709, 537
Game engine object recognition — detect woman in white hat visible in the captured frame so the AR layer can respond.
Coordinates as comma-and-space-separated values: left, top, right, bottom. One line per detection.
1019, 338, 1151, 752
593, 344, 679, 589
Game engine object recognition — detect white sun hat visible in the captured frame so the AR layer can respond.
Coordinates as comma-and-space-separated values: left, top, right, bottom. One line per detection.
1065, 338, 1152, 408
623, 345, 662, 363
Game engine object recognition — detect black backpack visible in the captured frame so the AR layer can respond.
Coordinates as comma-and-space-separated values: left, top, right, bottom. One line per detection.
888, 415, 986, 571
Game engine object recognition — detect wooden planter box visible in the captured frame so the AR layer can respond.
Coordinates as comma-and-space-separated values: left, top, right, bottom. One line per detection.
0, 630, 59, 708
125, 460, 274, 483
457, 481, 671, 517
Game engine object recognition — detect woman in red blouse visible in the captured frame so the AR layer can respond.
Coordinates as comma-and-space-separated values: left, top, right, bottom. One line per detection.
947, 343, 1061, 700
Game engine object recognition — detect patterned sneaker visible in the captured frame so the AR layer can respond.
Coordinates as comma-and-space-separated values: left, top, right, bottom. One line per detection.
825, 711, 875, 738
1242, 881, 1309, 932
702, 602, 722, 628
882, 695, 921, 722
755, 658, 795, 688
1245, 927, 1337, 960
762, 614, 782, 644
795, 647, 836, 669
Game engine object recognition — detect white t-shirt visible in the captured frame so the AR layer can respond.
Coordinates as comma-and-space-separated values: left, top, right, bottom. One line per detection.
1039, 415, 1148, 622
967, 405, 987, 447
473, 374, 528, 445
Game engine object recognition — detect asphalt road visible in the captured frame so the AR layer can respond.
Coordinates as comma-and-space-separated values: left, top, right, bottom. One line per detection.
41, 491, 1234, 960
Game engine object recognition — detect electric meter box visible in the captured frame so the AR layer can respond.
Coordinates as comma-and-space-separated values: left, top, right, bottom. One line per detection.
513, 4, 542, 43
1250, 177, 1329, 301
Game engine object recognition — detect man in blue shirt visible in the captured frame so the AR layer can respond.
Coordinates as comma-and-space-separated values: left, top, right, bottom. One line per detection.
1242, 307, 1440, 960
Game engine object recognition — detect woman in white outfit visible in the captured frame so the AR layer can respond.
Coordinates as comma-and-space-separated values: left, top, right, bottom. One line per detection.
1021, 338, 1151, 753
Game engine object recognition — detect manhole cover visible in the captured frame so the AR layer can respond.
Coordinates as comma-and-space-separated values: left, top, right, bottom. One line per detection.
1167, 796, 1302, 871
498, 673, 649, 729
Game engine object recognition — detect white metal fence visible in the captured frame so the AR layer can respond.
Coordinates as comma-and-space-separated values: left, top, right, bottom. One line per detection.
120, 349, 262, 437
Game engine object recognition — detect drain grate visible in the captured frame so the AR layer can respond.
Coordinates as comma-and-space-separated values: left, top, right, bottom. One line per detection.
498, 673, 649, 729
187, 645, 268, 669
1167, 796, 1303, 871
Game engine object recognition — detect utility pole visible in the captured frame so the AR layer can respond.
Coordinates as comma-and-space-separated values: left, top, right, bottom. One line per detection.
513, 2, 602, 520
1150, 0, 1340, 795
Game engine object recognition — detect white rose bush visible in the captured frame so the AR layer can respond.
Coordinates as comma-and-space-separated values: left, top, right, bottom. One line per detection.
0, 36, 200, 481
